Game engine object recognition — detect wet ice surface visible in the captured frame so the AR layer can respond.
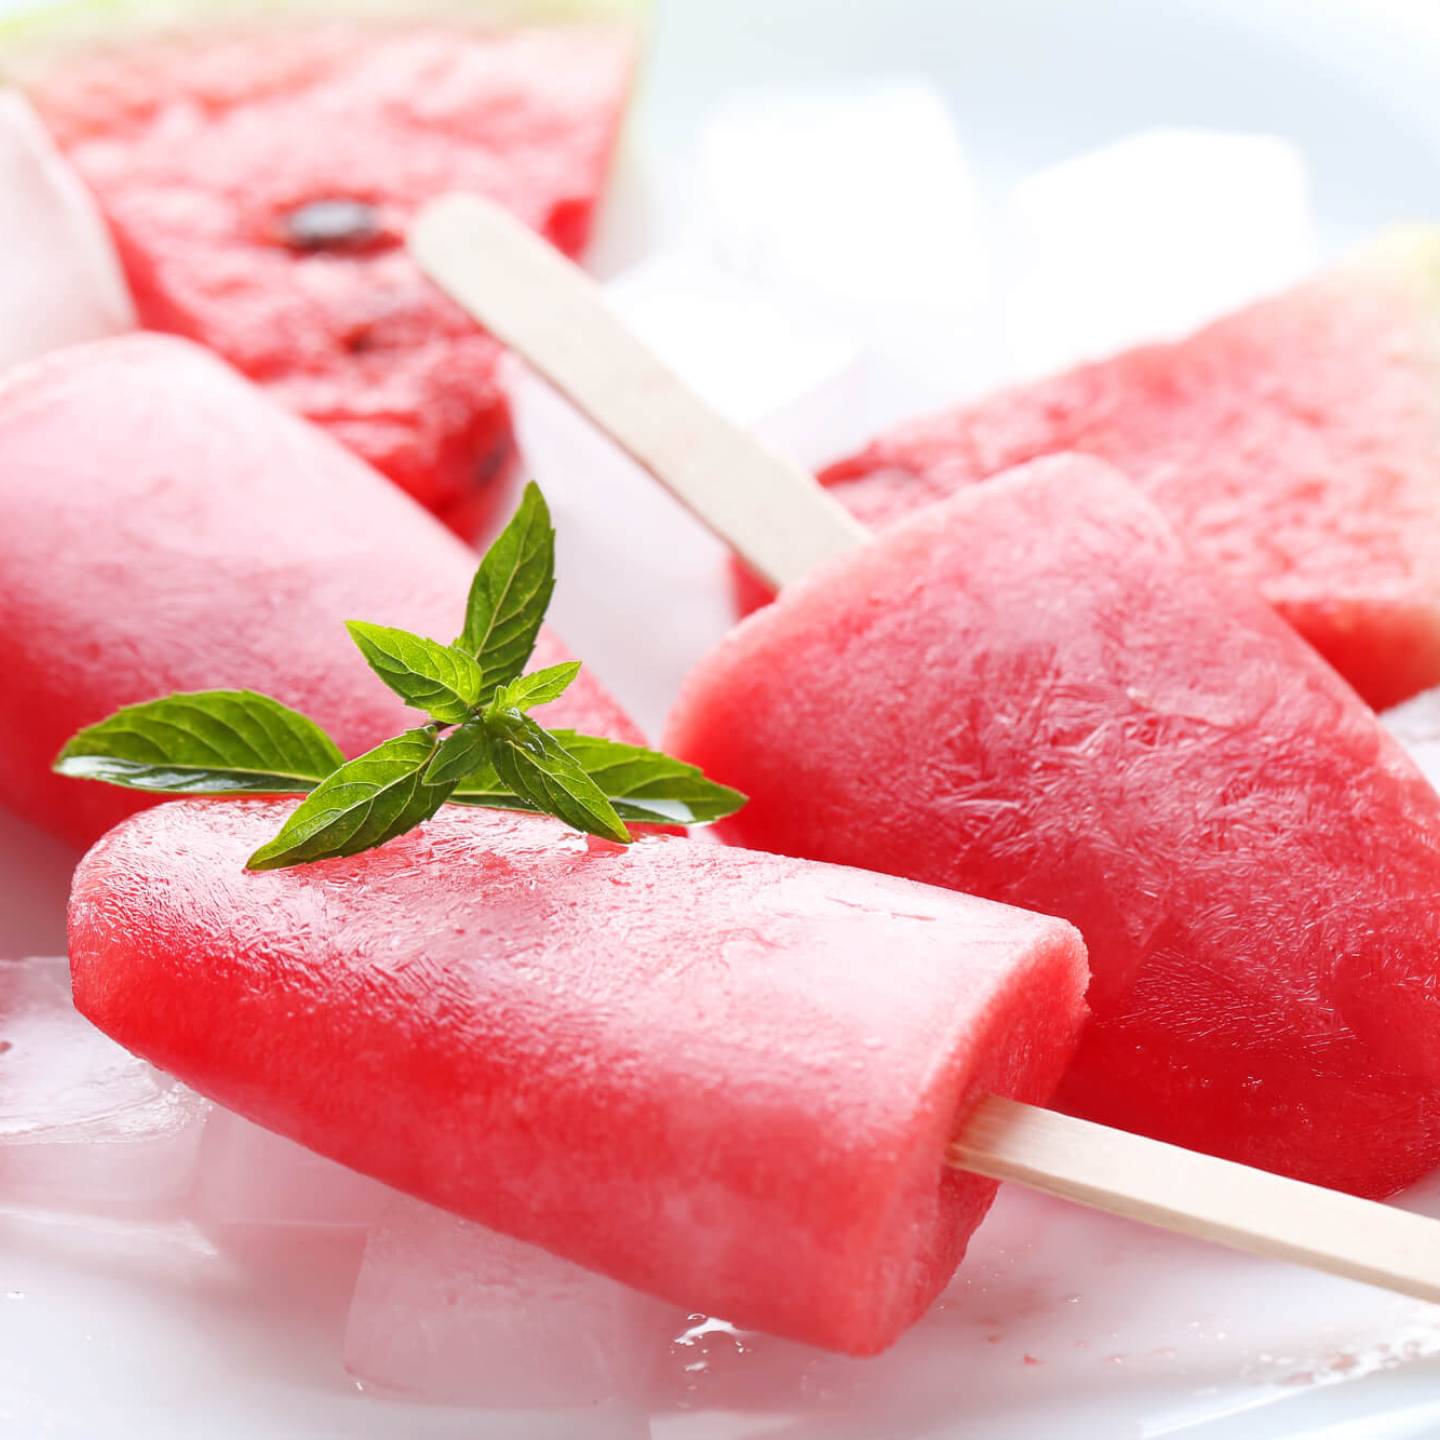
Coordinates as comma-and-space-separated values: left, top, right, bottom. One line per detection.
0, 957, 207, 1213
345, 1196, 674, 1415
650, 1188, 1440, 1440
0, 92, 135, 370
0, 56, 1435, 1440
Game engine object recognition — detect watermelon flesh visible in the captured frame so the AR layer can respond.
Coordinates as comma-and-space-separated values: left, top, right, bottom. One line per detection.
669, 455, 1440, 1198
67, 799, 1088, 1356
0, 333, 641, 850
760, 228, 1440, 709
23, 16, 636, 526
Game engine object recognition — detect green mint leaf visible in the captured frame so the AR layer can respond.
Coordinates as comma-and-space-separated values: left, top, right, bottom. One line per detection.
246, 729, 455, 871
54, 690, 343, 795
492, 660, 581, 714
488, 715, 631, 844
424, 719, 494, 787
450, 729, 747, 826
457, 481, 555, 694
346, 621, 483, 724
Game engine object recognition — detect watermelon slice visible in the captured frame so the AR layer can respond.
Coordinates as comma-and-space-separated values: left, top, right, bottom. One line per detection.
771, 229, 1440, 710
10, 0, 640, 528
0, 333, 641, 850
669, 455, 1440, 1198
68, 798, 1088, 1355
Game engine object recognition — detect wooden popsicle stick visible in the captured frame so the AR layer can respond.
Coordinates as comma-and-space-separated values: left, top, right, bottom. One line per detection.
953, 1098, 1440, 1303
411, 193, 868, 591
410, 192, 1440, 1309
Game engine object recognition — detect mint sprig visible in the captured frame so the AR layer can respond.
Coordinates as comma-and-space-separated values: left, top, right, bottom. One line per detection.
53, 483, 745, 869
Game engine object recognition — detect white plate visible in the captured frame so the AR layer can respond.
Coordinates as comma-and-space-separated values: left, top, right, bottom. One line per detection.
4, 1, 1440, 1436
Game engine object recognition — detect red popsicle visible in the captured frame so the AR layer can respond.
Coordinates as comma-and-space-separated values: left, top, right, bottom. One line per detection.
68, 797, 1090, 1356
0, 333, 640, 849
669, 456, 1440, 1196
412, 195, 1440, 1199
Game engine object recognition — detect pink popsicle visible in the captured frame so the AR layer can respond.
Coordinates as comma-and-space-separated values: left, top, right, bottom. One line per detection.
668, 455, 1440, 1197
408, 192, 1440, 1202
68, 798, 1088, 1356
0, 333, 640, 849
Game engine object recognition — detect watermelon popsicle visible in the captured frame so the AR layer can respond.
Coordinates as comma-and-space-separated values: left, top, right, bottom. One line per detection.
68, 799, 1440, 1355
68, 798, 1091, 1356
0, 333, 640, 850
413, 195, 1440, 1199
8, 0, 641, 530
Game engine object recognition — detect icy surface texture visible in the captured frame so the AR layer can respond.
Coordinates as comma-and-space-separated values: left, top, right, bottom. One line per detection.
669, 455, 1440, 1196
509, 253, 864, 735
1006, 129, 1316, 375
0, 91, 134, 371
346, 1195, 673, 1407
195, 1108, 390, 1231
0, 956, 207, 1212
69, 799, 1084, 1354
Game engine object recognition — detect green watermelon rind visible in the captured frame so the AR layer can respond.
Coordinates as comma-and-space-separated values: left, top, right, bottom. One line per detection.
0, 0, 648, 77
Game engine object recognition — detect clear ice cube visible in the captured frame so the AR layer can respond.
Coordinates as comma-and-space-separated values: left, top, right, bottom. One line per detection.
0, 956, 207, 1212
697, 79, 996, 415
344, 1195, 675, 1408
1006, 128, 1317, 376
0, 93, 135, 371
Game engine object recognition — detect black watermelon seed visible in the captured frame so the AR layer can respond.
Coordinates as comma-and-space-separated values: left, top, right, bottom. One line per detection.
280, 199, 384, 253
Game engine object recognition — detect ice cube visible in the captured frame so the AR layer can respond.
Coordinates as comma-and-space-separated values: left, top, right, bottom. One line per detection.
508, 253, 865, 737
193, 1107, 391, 1230
344, 1195, 675, 1408
1006, 129, 1318, 376
0, 92, 135, 370
697, 80, 994, 413
0, 956, 207, 1212
1382, 687, 1440, 795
